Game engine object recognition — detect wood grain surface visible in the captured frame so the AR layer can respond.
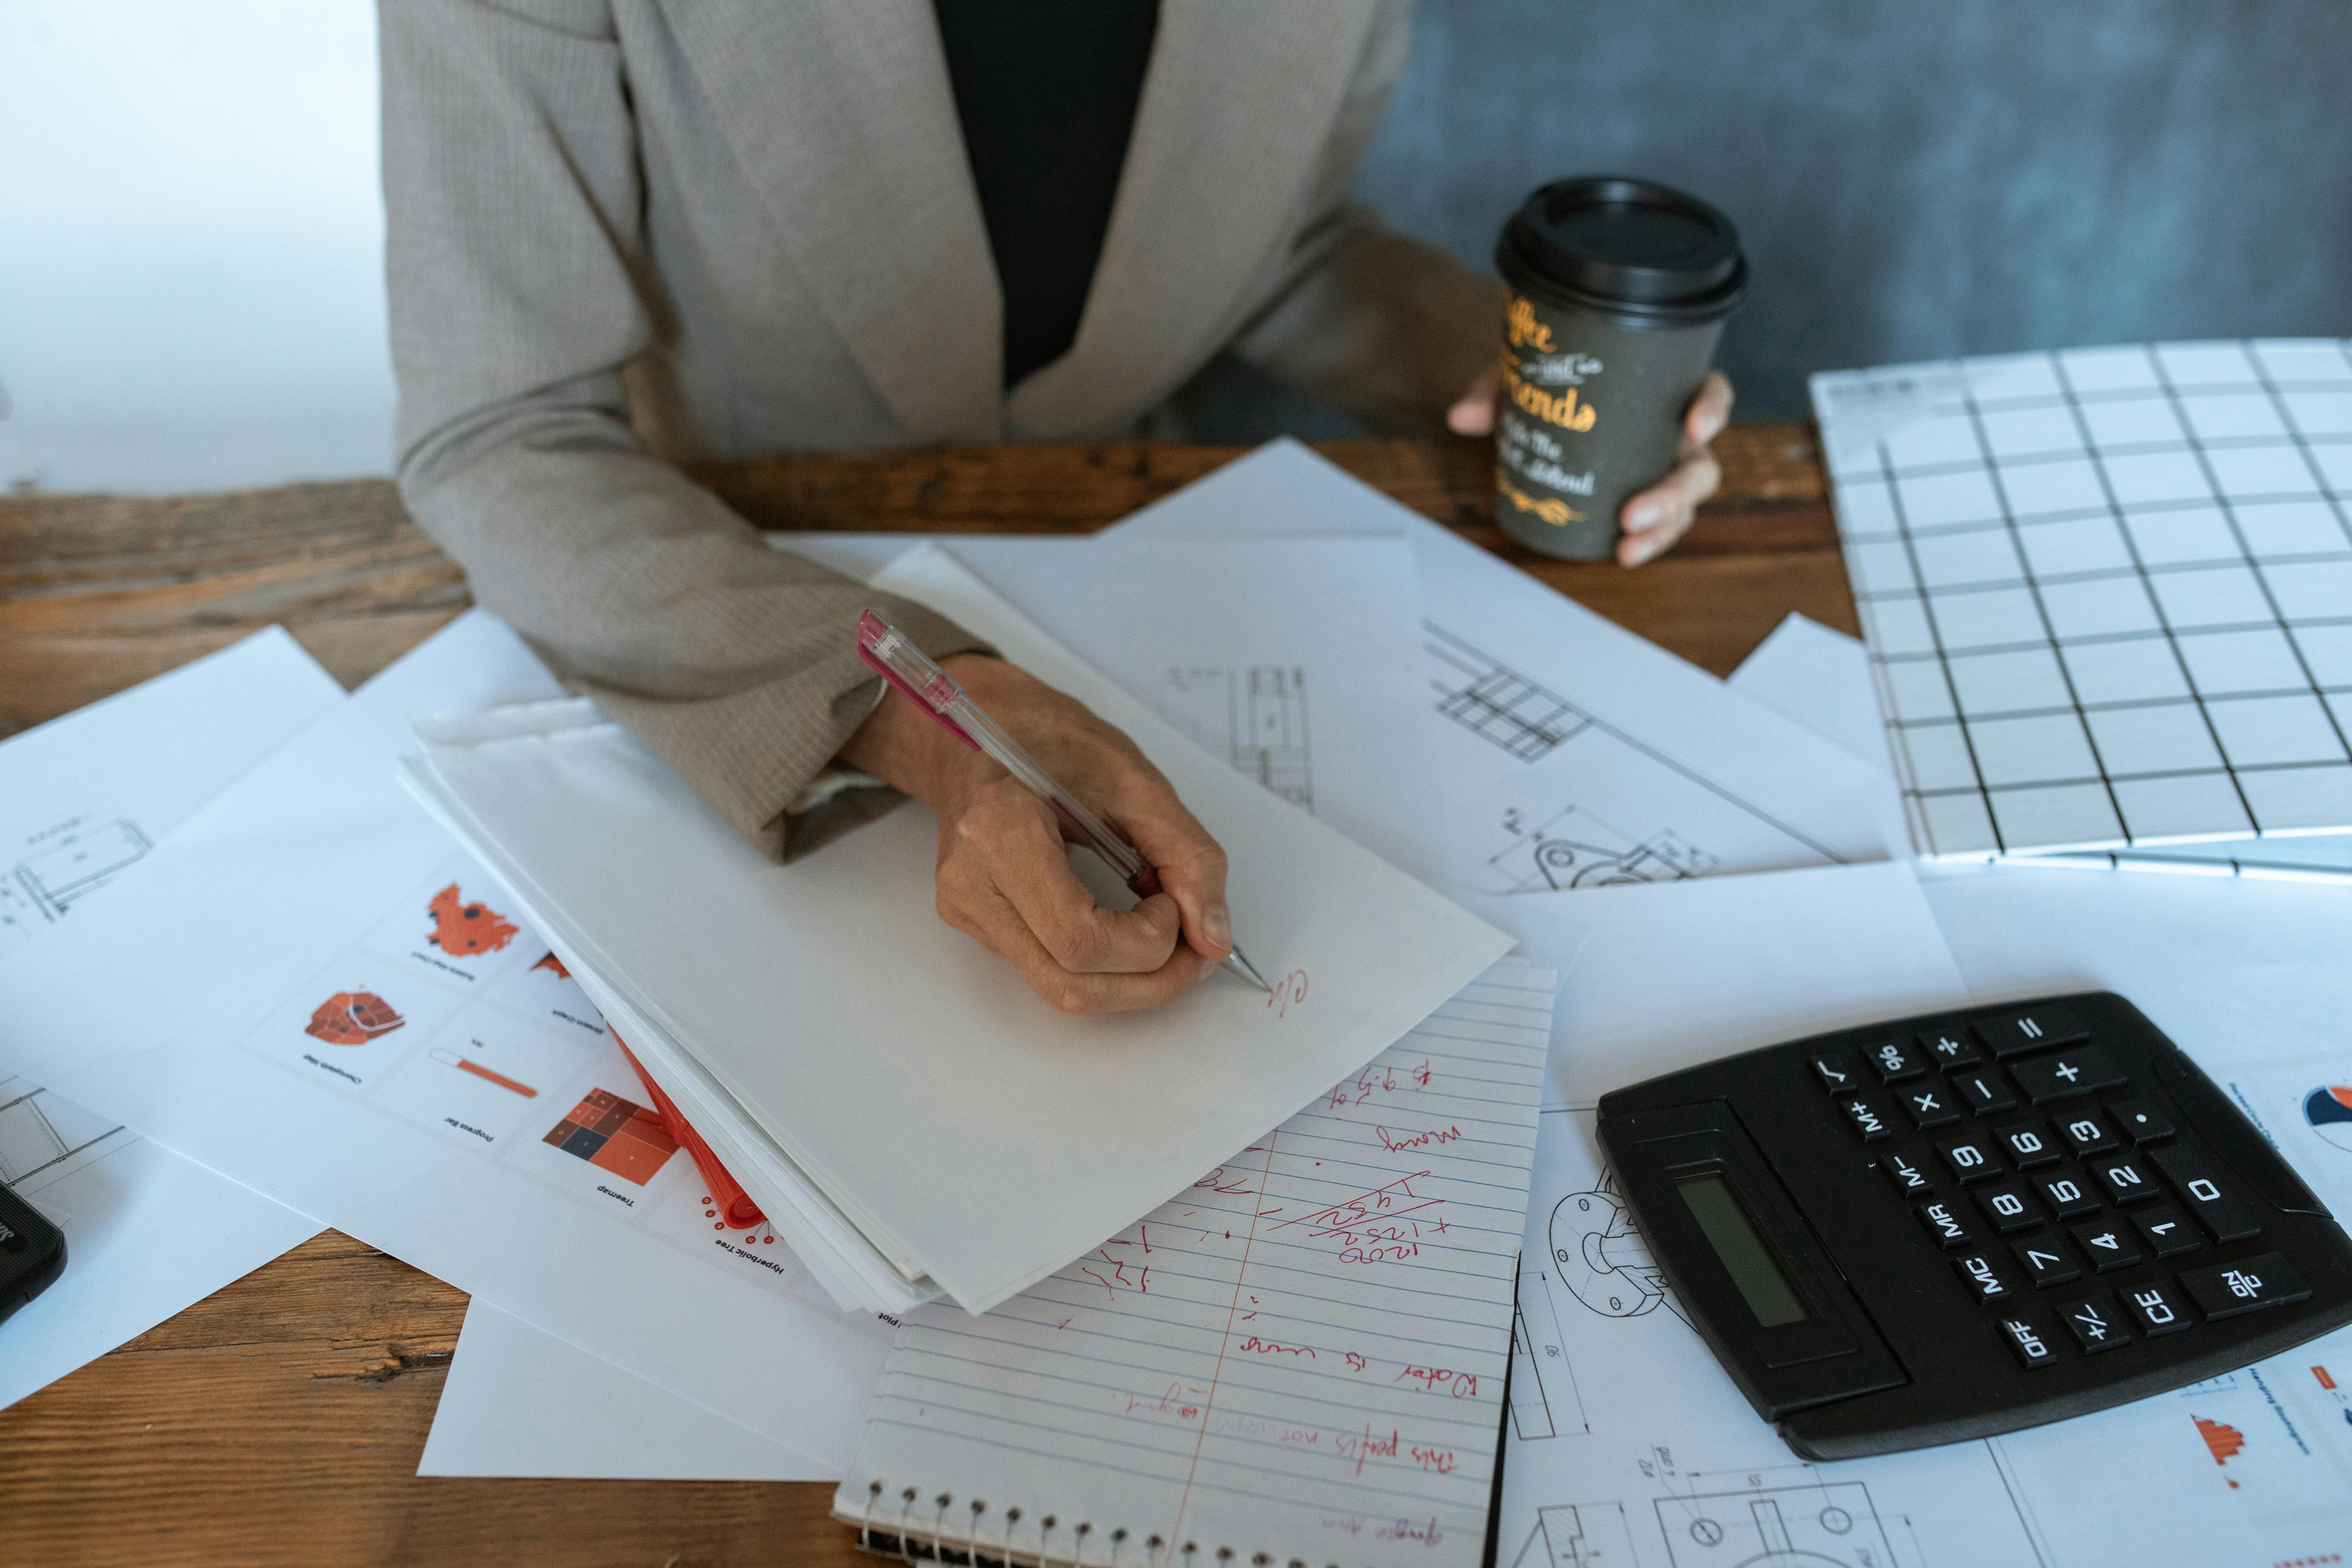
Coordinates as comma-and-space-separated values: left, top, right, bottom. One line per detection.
0, 428, 1852, 1566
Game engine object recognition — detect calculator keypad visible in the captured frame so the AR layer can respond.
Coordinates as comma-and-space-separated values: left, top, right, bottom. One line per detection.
1807, 1000, 2315, 1380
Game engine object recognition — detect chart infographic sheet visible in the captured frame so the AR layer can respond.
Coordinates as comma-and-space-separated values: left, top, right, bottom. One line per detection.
0, 613, 890, 1461
1812, 340, 2352, 872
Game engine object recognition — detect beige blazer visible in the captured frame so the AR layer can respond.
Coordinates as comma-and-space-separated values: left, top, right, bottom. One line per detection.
383, 0, 1497, 856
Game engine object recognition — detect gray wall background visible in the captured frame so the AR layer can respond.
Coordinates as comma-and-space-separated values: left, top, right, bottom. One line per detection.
1188, 0, 2352, 433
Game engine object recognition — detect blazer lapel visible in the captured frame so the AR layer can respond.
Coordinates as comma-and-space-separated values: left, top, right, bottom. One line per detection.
1006, 0, 1383, 437
664, 0, 1003, 443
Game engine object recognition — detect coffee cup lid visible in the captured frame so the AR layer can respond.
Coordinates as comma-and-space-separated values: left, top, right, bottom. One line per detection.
1502, 176, 1746, 323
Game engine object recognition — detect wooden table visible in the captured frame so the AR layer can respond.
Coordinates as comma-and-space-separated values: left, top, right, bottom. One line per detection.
0, 428, 1851, 1566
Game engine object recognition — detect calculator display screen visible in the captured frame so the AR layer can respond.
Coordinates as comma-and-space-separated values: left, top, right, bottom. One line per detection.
1675, 1173, 1808, 1328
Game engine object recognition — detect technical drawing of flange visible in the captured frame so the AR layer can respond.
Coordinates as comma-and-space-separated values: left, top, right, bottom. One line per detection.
1549, 1185, 1672, 1318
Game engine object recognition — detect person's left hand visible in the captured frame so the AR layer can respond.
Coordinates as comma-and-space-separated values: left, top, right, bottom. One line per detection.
1448, 367, 1735, 567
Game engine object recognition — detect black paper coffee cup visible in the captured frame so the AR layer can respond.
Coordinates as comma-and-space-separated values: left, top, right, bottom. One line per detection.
1492, 177, 1747, 560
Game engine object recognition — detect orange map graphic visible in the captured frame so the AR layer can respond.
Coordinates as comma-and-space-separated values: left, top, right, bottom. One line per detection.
532, 951, 570, 980
305, 991, 405, 1046
426, 883, 519, 959
2196, 1415, 2246, 1485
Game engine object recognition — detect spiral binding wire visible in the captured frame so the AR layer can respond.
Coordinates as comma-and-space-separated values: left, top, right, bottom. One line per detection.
850, 1482, 1346, 1568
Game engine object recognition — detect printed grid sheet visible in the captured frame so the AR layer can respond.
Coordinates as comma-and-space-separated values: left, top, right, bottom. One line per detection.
834, 961, 1556, 1568
1812, 340, 2352, 861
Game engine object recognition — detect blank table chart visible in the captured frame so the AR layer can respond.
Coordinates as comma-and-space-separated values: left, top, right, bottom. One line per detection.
1813, 340, 2352, 871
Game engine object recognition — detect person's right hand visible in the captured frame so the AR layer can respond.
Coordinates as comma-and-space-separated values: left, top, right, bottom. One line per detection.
838, 652, 1233, 1015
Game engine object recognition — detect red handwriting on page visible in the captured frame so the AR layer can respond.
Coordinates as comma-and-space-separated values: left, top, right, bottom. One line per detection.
1265, 968, 1309, 1018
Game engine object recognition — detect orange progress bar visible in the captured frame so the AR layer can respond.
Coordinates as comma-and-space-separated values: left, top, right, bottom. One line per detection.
455, 1057, 538, 1097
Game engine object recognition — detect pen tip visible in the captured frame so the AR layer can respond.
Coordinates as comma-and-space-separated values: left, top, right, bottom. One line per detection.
1226, 949, 1274, 993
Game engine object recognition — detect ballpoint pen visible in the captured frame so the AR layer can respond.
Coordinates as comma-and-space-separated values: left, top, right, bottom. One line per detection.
856, 610, 1273, 993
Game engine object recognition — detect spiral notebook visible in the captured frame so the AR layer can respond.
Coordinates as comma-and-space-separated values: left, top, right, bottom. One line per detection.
831, 959, 1558, 1568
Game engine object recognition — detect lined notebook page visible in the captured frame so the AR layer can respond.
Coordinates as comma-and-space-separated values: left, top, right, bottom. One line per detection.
832, 961, 1557, 1568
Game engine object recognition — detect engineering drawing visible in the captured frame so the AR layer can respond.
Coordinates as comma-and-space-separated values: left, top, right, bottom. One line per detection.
1488, 804, 1720, 893
1162, 665, 1313, 810
1551, 1172, 1690, 1327
1513, 1503, 1643, 1568
1654, 1482, 1894, 1568
1428, 623, 1584, 761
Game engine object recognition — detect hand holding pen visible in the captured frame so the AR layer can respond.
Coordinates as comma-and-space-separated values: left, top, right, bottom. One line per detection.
842, 611, 1270, 1012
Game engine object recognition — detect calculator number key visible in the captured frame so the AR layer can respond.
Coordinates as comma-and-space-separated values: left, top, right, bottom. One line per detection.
2054, 1290, 2132, 1355
1938, 1136, 2002, 1184
2109, 1098, 2174, 1145
2068, 1218, 2145, 1273
2012, 1046, 2129, 1105
1809, 1051, 1862, 1096
2122, 1280, 2195, 1337
1974, 1005, 2090, 1059
1866, 1039, 1925, 1084
2092, 1156, 2160, 1207
1917, 1200, 1974, 1251
1954, 1252, 2016, 1306
1900, 1084, 1960, 1130
1973, 1182, 2043, 1236
1917, 1026, 1980, 1071
1995, 1122, 2061, 1169
1842, 1095, 1895, 1143
1880, 1150, 1932, 1198
2032, 1170, 2102, 1220
2055, 1112, 2117, 1158
1952, 1070, 2019, 1117
1995, 1306, 2063, 1369
2179, 1253, 2312, 1321
2012, 1238, 2081, 1289
2149, 1145, 2263, 1243
2133, 1203, 2200, 1259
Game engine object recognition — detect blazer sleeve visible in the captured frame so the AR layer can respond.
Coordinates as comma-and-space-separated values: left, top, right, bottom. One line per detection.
381, 0, 987, 860
1221, 3, 1502, 435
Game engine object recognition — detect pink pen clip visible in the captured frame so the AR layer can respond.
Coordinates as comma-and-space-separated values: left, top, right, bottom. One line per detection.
856, 609, 1271, 992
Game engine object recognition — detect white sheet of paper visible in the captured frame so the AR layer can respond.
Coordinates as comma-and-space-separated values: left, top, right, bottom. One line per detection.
406, 548, 1514, 1312
1449, 861, 1970, 1110
1735, 615, 2352, 1561
0, 611, 898, 1455
1104, 440, 1896, 892
0, 629, 334, 1409
417, 537, 1481, 1476
416, 1296, 864, 1480
780, 534, 1448, 886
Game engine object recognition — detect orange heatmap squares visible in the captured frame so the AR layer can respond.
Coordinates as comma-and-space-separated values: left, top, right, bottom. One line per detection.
426, 883, 520, 958
304, 991, 405, 1045
543, 1088, 678, 1185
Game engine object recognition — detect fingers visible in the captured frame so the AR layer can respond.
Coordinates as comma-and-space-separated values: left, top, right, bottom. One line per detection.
954, 782, 1189, 976
1111, 781, 1233, 965
1617, 371, 1735, 567
1447, 365, 1500, 437
1685, 369, 1734, 445
973, 893, 1216, 1014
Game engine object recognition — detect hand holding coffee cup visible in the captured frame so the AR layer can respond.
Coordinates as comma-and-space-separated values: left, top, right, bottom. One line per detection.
1453, 176, 1748, 565
1454, 366, 1733, 566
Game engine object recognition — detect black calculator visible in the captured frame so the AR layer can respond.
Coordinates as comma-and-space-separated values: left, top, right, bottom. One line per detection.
1597, 992, 2352, 1459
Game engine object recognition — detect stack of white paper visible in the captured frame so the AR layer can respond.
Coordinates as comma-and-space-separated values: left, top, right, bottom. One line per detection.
402, 547, 1515, 1314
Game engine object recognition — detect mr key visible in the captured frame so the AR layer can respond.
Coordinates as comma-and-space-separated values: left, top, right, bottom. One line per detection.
1598, 992, 2352, 1459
